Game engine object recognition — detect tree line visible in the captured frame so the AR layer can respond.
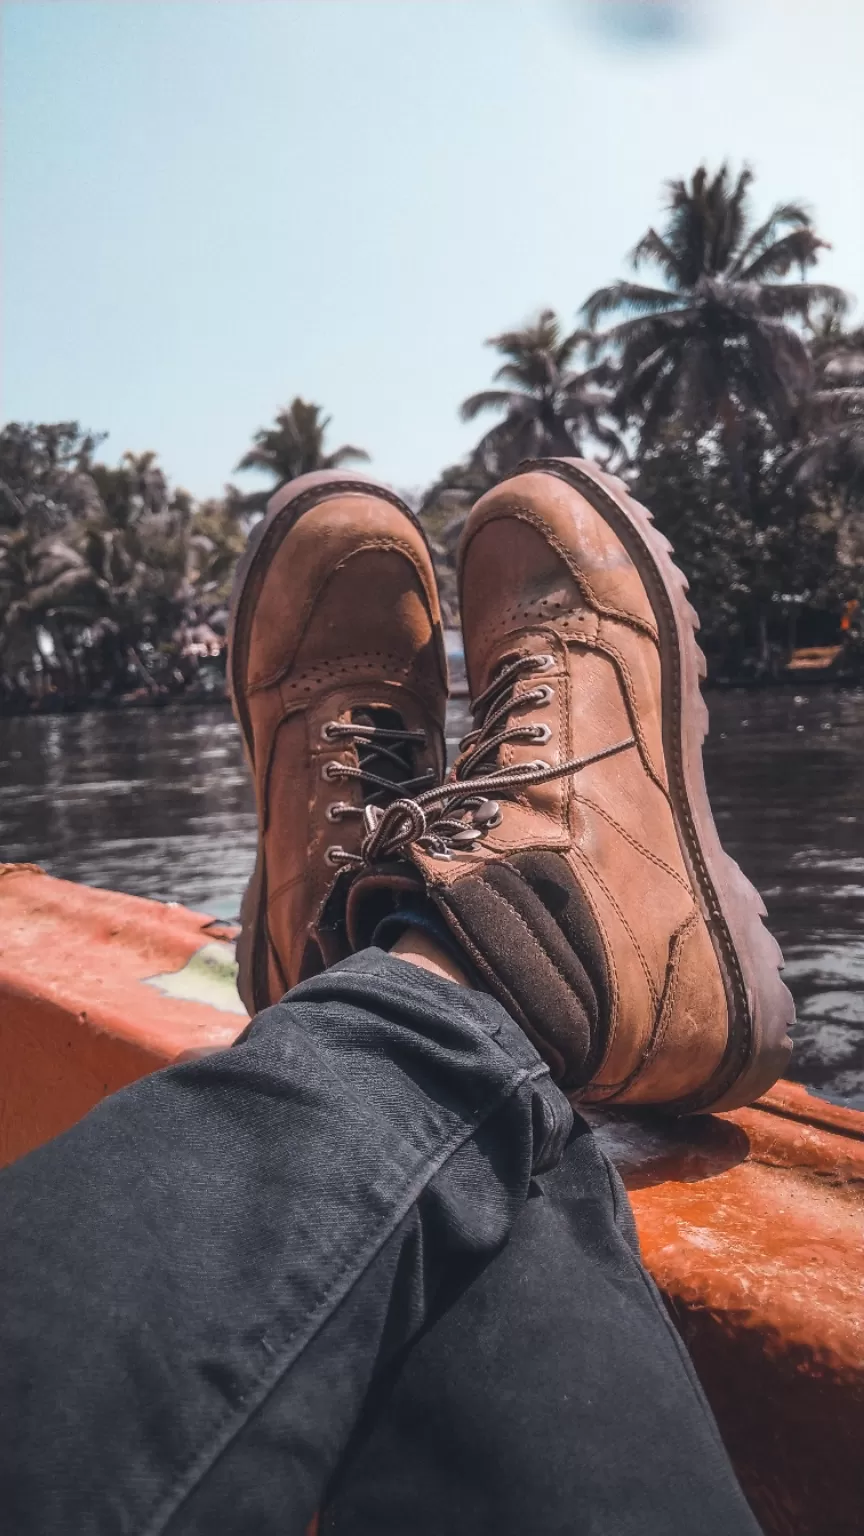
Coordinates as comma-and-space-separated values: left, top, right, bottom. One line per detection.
2, 164, 863, 713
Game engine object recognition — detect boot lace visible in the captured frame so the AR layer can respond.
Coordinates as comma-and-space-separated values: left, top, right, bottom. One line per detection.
322, 712, 437, 866
328, 654, 635, 867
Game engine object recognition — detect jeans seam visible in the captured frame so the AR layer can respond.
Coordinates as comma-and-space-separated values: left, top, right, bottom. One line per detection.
601, 1148, 628, 1235
146, 1065, 534, 1536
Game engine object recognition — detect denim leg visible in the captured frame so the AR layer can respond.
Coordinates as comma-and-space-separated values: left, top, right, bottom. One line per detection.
0, 949, 570, 1536
321, 1121, 763, 1536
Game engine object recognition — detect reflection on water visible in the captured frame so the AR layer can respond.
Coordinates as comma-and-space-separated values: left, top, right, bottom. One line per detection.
0, 710, 256, 919
2, 689, 863, 1108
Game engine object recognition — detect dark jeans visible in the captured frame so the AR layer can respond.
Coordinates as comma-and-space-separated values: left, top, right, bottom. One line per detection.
0, 949, 761, 1535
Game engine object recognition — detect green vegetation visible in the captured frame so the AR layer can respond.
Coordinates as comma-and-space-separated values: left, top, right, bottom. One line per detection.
3, 165, 864, 711
424, 165, 864, 673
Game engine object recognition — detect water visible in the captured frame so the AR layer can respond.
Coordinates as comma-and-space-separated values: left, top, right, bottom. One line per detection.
2, 689, 863, 1109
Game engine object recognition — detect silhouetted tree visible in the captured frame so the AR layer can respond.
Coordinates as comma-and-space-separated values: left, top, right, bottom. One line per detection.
585, 165, 844, 451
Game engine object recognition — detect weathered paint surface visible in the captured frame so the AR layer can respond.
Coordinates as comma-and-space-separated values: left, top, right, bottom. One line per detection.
144, 941, 247, 1015
0, 863, 245, 1165
1, 864, 863, 1535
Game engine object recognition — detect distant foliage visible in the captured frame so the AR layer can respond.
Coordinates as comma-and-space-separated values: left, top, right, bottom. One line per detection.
3, 165, 864, 705
422, 164, 864, 676
235, 398, 370, 512
633, 431, 860, 675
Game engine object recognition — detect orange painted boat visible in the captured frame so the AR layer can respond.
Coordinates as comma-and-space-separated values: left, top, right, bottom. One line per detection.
1, 861, 862, 1536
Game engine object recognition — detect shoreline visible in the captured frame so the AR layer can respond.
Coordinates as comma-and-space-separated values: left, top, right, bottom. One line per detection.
4, 672, 864, 720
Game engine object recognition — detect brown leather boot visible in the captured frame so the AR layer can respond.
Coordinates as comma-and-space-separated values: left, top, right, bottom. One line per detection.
228, 470, 448, 1014
346, 458, 793, 1113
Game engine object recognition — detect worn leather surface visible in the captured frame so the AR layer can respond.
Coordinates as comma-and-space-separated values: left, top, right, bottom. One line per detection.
238, 490, 448, 993
412, 470, 729, 1106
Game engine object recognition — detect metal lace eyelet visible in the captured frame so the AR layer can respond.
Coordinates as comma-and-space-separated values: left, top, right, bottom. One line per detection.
526, 758, 551, 772
448, 826, 483, 848
325, 846, 347, 866
326, 802, 348, 823
471, 798, 501, 829
321, 760, 342, 782
531, 723, 552, 745
320, 721, 341, 742
533, 684, 555, 706
533, 654, 555, 671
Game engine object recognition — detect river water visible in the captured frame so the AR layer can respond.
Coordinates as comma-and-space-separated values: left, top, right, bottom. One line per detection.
2, 689, 863, 1108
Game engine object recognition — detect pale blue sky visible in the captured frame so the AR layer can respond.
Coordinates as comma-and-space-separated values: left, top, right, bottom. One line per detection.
3, 0, 863, 498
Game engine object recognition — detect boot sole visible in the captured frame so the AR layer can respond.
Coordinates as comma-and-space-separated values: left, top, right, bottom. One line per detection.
517, 458, 794, 1113
228, 470, 438, 1015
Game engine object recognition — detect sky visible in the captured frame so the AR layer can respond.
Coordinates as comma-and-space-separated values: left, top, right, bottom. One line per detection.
3, 0, 864, 499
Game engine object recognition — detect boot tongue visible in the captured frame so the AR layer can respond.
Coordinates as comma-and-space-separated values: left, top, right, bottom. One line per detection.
351, 706, 414, 800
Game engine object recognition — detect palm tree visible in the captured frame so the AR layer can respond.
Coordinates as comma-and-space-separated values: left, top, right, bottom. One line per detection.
83, 474, 192, 634
459, 309, 618, 470
584, 165, 846, 448
235, 399, 369, 494
87, 450, 172, 531
786, 320, 864, 500
0, 525, 104, 682
189, 491, 250, 602
0, 421, 105, 534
